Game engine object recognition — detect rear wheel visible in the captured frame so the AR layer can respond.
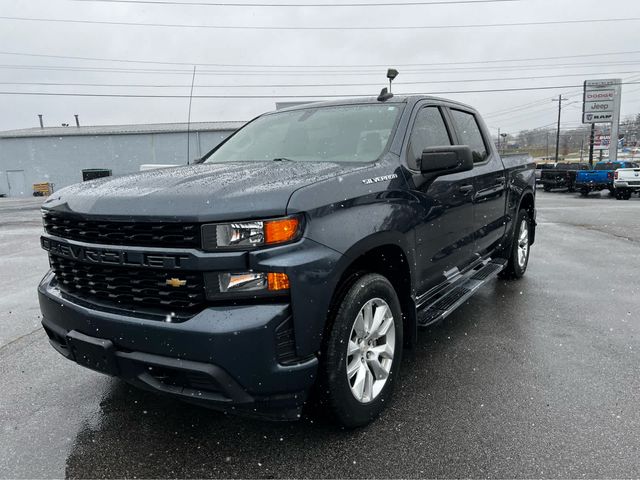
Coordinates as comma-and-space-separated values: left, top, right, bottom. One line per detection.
543, 185, 551, 192
499, 209, 530, 280
580, 188, 589, 197
319, 273, 403, 428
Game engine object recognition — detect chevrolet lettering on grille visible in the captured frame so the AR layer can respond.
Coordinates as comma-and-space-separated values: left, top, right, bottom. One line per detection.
41, 237, 189, 269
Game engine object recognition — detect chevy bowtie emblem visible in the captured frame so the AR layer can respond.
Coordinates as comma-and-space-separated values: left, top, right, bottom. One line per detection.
166, 278, 187, 287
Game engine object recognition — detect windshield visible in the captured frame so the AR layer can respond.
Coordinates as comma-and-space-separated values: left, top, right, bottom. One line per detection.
205, 104, 402, 164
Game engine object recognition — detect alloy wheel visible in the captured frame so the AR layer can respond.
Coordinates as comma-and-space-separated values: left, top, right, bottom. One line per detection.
346, 298, 395, 403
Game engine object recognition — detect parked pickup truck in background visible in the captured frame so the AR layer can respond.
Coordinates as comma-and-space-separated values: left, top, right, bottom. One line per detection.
38, 95, 536, 427
613, 165, 640, 200
540, 162, 589, 192
575, 161, 639, 196
535, 163, 555, 184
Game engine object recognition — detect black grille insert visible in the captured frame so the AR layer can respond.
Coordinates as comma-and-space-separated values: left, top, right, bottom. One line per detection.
50, 254, 206, 314
43, 213, 201, 249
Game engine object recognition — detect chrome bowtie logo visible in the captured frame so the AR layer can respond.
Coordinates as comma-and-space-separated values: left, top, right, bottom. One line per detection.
165, 278, 187, 287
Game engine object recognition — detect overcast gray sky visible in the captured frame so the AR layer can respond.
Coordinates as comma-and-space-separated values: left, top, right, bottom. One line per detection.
1, 0, 639, 135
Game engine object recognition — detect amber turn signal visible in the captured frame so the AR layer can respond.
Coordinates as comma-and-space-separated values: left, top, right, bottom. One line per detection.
267, 272, 290, 291
264, 217, 300, 245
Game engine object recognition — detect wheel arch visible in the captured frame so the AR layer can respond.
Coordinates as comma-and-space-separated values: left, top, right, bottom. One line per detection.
327, 234, 418, 349
518, 190, 536, 245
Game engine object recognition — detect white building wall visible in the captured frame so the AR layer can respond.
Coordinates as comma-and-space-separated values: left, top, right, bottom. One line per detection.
0, 130, 233, 196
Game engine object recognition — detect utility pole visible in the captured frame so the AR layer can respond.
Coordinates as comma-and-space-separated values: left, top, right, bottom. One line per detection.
497, 128, 501, 153
552, 95, 567, 161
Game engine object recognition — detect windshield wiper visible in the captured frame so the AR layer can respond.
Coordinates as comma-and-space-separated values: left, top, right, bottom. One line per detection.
272, 157, 295, 162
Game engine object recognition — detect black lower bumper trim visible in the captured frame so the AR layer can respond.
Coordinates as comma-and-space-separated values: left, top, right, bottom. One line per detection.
42, 320, 306, 420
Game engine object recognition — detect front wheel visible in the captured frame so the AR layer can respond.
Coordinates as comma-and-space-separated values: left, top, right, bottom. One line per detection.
499, 209, 531, 280
319, 273, 403, 428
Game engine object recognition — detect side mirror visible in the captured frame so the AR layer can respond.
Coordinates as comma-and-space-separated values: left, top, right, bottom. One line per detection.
420, 145, 474, 176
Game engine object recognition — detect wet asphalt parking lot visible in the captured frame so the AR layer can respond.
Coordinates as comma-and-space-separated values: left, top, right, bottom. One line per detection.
1, 191, 639, 479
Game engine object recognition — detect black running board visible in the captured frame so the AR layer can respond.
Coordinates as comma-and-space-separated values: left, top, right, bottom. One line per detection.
416, 259, 507, 327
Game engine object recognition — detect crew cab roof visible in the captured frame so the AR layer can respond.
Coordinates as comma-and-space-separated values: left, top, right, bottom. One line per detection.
271, 95, 478, 114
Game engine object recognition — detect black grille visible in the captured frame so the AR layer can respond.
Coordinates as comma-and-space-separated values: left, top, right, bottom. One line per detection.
50, 254, 206, 313
43, 213, 201, 249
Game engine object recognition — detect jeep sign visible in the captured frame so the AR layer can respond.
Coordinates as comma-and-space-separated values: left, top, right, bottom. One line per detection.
583, 100, 615, 113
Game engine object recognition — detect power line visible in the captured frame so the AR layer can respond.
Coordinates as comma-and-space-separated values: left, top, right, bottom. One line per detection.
3, 69, 640, 89
1, 47, 639, 69
1, 15, 639, 30
2, 60, 640, 76
1, 81, 640, 98
487, 72, 640, 118
71, 0, 521, 6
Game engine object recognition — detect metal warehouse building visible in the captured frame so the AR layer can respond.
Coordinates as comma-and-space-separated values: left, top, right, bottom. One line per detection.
0, 121, 245, 197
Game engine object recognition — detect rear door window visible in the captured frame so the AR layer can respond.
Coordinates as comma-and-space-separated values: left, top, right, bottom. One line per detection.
449, 109, 489, 163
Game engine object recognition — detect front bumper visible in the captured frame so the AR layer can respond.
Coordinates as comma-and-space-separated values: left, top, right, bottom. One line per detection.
38, 272, 318, 420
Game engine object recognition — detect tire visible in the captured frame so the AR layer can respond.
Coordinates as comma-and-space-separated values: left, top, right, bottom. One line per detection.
580, 188, 589, 197
319, 273, 403, 428
543, 185, 551, 192
499, 209, 531, 280
615, 189, 624, 200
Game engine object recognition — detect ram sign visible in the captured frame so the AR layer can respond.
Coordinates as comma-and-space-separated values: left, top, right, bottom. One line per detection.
583, 112, 614, 123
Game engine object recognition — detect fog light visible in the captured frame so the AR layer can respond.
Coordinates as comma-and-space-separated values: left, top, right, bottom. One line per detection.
219, 272, 267, 293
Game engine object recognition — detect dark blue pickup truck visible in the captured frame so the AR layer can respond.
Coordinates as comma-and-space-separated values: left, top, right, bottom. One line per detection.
38, 95, 536, 426
575, 161, 639, 196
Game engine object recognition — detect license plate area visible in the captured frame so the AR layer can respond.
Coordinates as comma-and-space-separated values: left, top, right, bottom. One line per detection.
66, 330, 119, 375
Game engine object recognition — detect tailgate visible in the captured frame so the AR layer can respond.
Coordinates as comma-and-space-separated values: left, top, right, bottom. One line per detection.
577, 171, 609, 183
617, 169, 640, 181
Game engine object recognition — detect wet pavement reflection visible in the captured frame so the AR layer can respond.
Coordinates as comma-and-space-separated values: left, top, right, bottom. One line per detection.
2, 193, 639, 478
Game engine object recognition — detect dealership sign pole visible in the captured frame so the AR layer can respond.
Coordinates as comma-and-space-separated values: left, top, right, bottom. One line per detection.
582, 78, 622, 162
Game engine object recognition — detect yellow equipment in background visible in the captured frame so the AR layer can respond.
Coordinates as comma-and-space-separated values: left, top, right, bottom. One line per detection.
33, 182, 54, 197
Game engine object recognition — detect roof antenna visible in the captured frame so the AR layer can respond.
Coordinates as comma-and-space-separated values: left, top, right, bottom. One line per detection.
378, 68, 398, 102
186, 65, 197, 165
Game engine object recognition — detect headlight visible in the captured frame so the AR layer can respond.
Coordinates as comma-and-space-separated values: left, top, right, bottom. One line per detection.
201, 215, 302, 250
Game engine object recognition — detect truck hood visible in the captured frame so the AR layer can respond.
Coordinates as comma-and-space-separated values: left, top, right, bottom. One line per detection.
44, 161, 367, 221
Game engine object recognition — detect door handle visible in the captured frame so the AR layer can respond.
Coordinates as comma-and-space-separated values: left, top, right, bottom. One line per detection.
459, 184, 474, 194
